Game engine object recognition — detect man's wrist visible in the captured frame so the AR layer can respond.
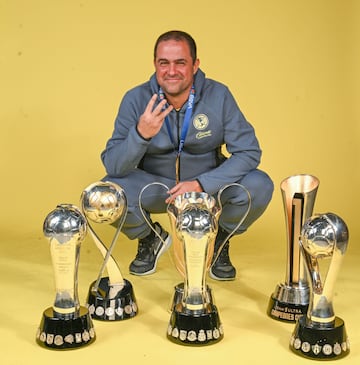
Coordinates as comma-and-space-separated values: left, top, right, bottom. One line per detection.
196, 179, 204, 191
136, 125, 151, 141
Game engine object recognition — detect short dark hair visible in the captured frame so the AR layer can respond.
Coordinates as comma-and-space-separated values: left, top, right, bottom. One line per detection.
154, 30, 197, 64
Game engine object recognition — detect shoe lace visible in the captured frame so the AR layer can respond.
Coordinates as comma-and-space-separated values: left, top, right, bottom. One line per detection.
216, 242, 232, 266
135, 238, 154, 260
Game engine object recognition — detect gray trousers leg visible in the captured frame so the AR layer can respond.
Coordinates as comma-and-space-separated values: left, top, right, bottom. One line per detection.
103, 169, 274, 240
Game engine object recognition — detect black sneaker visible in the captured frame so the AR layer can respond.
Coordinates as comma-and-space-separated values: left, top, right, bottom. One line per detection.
209, 231, 236, 281
129, 222, 171, 276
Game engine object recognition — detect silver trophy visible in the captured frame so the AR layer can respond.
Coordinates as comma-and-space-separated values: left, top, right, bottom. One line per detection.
267, 174, 319, 322
139, 183, 250, 345
36, 204, 96, 350
80, 181, 138, 321
290, 213, 350, 360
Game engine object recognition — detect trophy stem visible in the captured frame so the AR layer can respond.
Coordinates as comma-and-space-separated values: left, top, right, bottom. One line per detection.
88, 222, 125, 296
183, 235, 208, 312
50, 238, 80, 316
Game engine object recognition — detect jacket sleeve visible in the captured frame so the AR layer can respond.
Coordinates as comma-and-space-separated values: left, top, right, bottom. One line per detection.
101, 90, 151, 177
197, 88, 262, 194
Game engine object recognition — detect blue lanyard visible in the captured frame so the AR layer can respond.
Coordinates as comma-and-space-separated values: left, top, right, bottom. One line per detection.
159, 85, 195, 156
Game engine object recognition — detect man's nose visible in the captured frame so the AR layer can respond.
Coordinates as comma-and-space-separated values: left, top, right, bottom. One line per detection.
168, 63, 177, 75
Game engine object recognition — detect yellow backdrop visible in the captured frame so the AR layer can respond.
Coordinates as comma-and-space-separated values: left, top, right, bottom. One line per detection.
1, 0, 358, 242
1, 1, 359, 364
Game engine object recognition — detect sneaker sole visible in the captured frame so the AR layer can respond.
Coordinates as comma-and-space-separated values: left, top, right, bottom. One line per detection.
208, 268, 236, 281
129, 235, 172, 276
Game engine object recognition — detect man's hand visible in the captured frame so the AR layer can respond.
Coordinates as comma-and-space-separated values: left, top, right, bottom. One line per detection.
137, 94, 173, 139
166, 180, 203, 204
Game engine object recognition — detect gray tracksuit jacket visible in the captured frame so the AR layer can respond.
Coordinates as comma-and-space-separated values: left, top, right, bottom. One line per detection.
101, 69, 262, 195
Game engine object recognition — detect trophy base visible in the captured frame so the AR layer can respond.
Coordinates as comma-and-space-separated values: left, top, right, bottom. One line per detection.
169, 282, 213, 312
267, 283, 309, 323
290, 316, 350, 360
86, 277, 138, 321
167, 305, 223, 346
36, 306, 95, 350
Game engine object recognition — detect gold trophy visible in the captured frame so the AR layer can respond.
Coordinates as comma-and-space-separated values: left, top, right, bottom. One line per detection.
139, 183, 250, 345
81, 181, 138, 321
290, 213, 350, 360
36, 204, 96, 349
267, 174, 319, 322
167, 191, 223, 345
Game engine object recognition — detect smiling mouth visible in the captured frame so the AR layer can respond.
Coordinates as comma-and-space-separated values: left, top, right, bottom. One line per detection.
165, 76, 183, 81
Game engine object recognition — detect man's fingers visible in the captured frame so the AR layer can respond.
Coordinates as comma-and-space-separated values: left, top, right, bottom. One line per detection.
145, 94, 174, 120
144, 94, 158, 113
160, 104, 174, 118
152, 98, 168, 115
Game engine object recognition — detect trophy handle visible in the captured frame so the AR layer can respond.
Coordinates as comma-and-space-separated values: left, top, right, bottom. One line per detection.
89, 212, 127, 296
302, 252, 322, 295
319, 214, 348, 306
212, 183, 252, 263
138, 182, 252, 269
80, 193, 127, 296
138, 182, 172, 245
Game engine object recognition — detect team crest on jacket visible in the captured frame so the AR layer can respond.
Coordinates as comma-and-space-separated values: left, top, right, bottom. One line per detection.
193, 114, 209, 130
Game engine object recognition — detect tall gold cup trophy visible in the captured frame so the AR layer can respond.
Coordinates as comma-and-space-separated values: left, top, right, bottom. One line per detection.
139, 183, 250, 345
36, 204, 96, 349
267, 174, 320, 322
81, 181, 138, 321
167, 191, 223, 345
290, 213, 350, 360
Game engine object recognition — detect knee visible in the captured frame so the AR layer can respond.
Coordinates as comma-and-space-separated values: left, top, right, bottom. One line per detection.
228, 170, 273, 233
231, 169, 273, 207
247, 170, 274, 206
